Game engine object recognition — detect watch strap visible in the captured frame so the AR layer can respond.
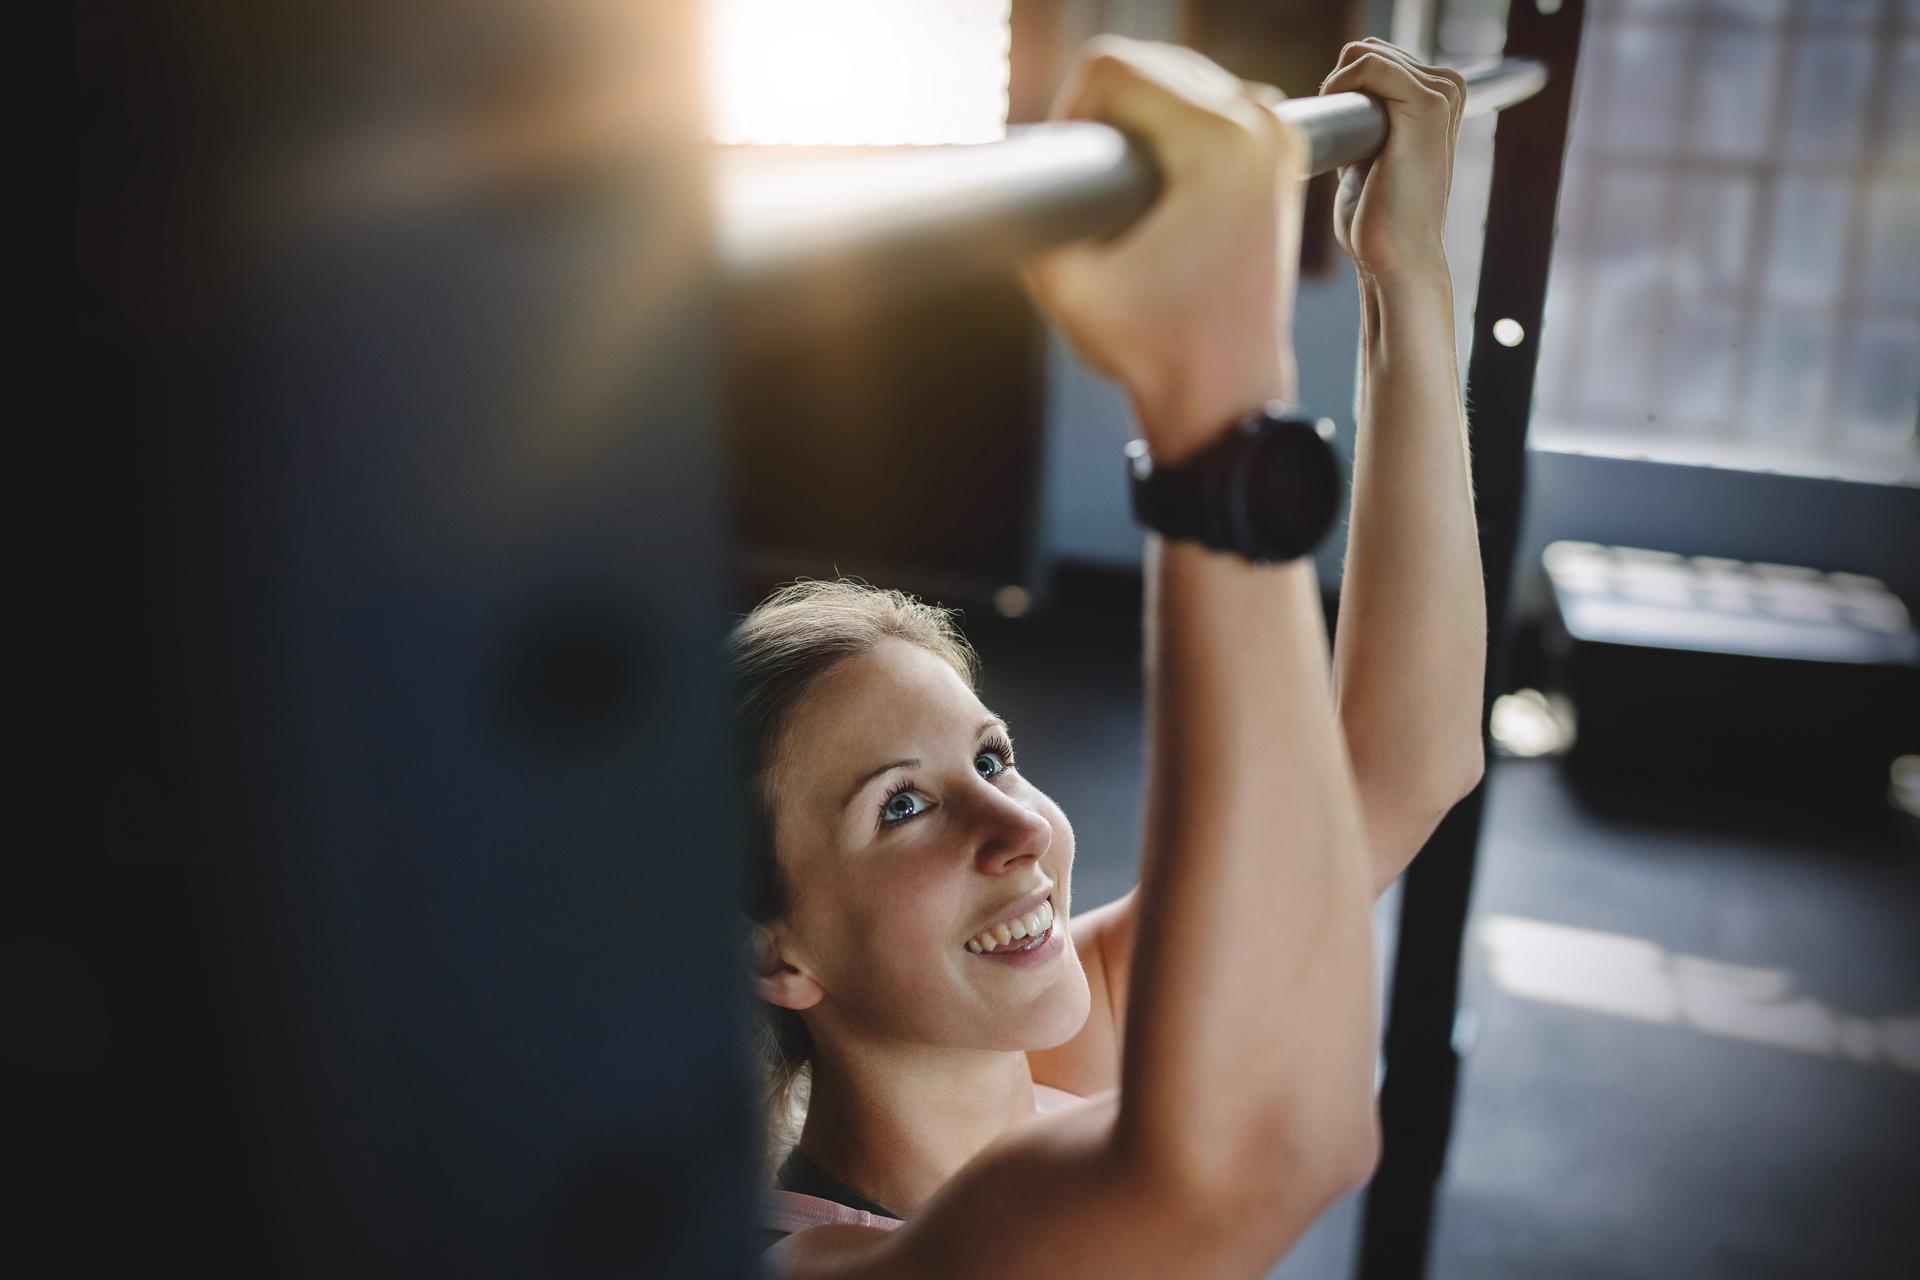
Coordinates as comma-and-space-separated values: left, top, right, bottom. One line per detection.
1125, 404, 1341, 563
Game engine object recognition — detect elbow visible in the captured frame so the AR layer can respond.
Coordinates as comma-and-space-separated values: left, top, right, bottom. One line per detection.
1453, 736, 1486, 803
1367, 742, 1485, 893
1415, 737, 1486, 828
1333, 1106, 1383, 1194
1222, 1099, 1383, 1219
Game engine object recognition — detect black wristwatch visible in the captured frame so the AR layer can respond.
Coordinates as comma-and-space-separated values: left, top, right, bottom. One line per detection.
1124, 403, 1343, 564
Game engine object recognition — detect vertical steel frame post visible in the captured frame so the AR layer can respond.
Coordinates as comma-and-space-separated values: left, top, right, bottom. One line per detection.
1356, 3, 1588, 1278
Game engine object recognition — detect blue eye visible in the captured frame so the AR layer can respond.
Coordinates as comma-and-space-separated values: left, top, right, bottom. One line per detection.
880, 782, 926, 825
978, 733, 1016, 777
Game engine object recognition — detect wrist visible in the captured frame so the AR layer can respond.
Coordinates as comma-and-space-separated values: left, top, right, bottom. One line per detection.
1129, 349, 1299, 466
1358, 269, 1455, 355
1356, 258, 1452, 308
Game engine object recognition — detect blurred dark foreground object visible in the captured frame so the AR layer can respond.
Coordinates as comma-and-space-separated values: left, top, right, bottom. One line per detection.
75, 3, 756, 1274
1541, 542, 1919, 817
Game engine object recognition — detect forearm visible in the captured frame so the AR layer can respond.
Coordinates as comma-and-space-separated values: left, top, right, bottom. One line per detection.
1119, 537, 1379, 1195
1334, 269, 1487, 892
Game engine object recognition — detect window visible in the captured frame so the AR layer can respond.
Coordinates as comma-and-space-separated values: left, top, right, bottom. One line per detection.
1459, 0, 1920, 484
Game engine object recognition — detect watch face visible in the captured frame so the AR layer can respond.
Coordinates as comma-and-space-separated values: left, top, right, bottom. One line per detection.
1238, 418, 1343, 561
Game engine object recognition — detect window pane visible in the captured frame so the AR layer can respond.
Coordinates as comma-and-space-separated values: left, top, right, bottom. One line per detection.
1783, 34, 1874, 160
1578, 171, 1669, 415
1834, 322, 1920, 444
1676, 175, 1759, 298
1799, 0, 1885, 29
1662, 302, 1745, 424
1888, 40, 1920, 167
1857, 181, 1920, 308
1597, 25, 1690, 152
1711, 0, 1790, 18
1748, 309, 1833, 436
1690, 28, 1780, 160
1763, 177, 1852, 304
1584, 271, 1665, 417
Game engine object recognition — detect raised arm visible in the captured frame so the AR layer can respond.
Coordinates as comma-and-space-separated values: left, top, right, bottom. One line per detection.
1027, 41, 1492, 1104
1325, 41, 1488, 894
770, 36, 1381, 1279
1018, 36, 1380, 1206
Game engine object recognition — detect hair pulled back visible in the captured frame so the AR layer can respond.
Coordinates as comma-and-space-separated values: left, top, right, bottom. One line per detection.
727, 578, 980, 1180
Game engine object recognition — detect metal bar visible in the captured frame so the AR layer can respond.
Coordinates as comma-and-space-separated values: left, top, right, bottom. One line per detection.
1354, 5, 1589, 1280
717, 58, 1545, 302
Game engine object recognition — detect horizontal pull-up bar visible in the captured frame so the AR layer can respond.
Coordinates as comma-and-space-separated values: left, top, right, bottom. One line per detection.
717, 58, 1546, 302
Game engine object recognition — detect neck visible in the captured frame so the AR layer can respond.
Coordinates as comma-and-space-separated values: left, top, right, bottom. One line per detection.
796, 1036, 1037, 1218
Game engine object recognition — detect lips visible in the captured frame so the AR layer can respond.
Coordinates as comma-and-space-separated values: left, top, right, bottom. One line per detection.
966, 884, 1053, 944
968, 907, 1064, 966
965, 894, 1055, 954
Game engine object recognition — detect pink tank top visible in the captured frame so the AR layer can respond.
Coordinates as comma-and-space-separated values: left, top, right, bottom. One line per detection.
759, 1082, 1086, 1243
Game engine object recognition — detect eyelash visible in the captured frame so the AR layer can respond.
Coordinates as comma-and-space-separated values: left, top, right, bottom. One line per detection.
878, 734, 1017, 828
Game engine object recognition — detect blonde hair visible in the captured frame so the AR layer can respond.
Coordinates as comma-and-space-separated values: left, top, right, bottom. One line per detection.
727, 578, 980, 1180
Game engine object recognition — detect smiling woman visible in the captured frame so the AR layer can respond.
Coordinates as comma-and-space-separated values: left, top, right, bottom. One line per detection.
729, 578, 1095, 1218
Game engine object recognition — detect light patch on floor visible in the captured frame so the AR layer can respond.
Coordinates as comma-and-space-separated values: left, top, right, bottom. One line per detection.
1478, 913, 1920, 1073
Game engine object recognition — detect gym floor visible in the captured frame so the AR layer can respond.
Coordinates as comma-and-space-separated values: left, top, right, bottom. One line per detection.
964, 569, 1920, 1280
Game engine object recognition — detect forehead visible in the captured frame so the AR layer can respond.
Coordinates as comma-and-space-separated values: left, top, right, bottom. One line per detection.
776, 639, 982, 792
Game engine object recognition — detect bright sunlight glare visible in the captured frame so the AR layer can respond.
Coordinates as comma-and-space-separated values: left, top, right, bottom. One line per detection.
706, 0, 1012, 145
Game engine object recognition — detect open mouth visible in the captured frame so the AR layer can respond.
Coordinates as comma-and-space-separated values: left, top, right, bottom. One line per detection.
964, 895, 1055, 956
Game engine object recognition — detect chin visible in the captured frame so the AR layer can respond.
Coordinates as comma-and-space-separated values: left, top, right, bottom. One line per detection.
1020, 956, 1094, 1052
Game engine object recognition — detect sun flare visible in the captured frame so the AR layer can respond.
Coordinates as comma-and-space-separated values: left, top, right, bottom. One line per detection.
706, 0, 1012, 146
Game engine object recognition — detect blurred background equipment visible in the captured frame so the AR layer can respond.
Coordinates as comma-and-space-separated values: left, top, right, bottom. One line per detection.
1541, 542, 1918, 811
78, 2, 757, 1274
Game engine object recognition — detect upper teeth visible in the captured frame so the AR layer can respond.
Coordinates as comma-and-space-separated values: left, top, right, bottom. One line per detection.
966, 898, 1054, 953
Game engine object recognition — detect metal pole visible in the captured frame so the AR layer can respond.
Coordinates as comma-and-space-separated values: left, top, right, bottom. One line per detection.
717, 58, 1545, 305
1355, 5, 1588, 1279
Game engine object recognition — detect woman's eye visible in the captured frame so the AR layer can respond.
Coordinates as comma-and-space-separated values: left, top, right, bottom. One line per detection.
881, 789, 926, 824
974, 752, 1004, 778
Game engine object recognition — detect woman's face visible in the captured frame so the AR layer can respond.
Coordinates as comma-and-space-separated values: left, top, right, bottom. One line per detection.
762, 638, 1090, 1056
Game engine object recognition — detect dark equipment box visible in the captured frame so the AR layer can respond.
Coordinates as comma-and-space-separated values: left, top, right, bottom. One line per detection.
1540, 543, 1918, 813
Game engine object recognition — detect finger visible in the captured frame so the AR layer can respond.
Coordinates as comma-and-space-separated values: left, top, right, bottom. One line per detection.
1240, 79, 1288, 111
1153, 41, 1256, 102
1321, 50, 1452, 122
1355, 38, 1465, 137
1054, 35, 1245, 121
1327, 38, 1376, 79
1351, 40, 1462, 192
1333, 39, 1460, 113
1051, 36, 1280, 183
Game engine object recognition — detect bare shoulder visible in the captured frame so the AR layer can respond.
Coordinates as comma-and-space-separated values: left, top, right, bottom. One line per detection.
766, 1091, 1123, 1278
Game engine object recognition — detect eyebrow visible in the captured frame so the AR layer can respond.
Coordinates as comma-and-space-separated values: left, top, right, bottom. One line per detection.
838, 716, 1010, 814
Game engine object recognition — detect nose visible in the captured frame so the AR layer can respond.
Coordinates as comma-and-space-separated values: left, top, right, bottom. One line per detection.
970, 777, 1052, 872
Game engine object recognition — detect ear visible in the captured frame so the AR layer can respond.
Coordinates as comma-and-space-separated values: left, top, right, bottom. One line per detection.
740, 918, 825, 1013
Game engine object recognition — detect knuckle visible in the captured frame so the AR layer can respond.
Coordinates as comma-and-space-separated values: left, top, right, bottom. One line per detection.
1196, 102, 1261, 153
1080, 35, 1134, 78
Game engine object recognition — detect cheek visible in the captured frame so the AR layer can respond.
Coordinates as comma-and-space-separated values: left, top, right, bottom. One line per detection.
830, 863, 969, 984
